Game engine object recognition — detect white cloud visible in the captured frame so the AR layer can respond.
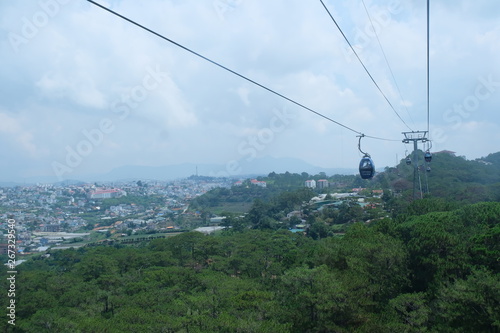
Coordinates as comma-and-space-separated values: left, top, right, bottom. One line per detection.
36, 70, 107, 109
0, 112, 39, 157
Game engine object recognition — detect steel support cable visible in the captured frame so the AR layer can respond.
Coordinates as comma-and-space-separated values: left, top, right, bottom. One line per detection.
426, 0, 430, 135
361, 0, 415, 127
424, 164, 430, 194
418, 169, 422, 199
319, 0, 413, 132
87, 0, 400, 142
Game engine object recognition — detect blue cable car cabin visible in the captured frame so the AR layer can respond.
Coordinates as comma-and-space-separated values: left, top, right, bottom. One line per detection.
359, 155, 375, 179
406, 157, 412, 165
424, 151, 432, 163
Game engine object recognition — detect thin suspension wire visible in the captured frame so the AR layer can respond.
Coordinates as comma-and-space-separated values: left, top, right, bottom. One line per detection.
319, 0, 413, 132
424, 140, 430, 195
87, 0, 400, 142
424, 163, 430, 194
361, 0, 415, 127
417, 166, 423, 199
366, 134, 399, 142
426, 0, 430, 135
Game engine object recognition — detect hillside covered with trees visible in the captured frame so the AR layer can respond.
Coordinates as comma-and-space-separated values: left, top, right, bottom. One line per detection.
2, 199, 499, 332
2, 151, 500, 332
380, 151, 500, 202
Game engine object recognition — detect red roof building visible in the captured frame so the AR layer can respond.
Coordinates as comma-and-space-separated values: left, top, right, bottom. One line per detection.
89, 188, 126, 199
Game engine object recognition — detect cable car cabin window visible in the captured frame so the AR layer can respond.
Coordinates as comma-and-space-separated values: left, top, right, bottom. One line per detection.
359, 156, 375, 179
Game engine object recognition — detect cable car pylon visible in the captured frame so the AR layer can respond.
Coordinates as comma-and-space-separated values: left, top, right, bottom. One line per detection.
402, 131, 429, 199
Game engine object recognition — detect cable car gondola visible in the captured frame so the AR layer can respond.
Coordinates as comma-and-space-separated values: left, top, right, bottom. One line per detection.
357, 134, 375, 179
405, 156, 412, 165
359, 155, 375, 179
424, 150, 432, 163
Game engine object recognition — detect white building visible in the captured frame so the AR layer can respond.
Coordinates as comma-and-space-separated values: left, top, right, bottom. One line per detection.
305, 180, 316, 188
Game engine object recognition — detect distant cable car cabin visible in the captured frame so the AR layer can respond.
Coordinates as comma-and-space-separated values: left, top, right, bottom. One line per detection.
424, 151, 432, 163
359, 155, 375, 179
406, 157, 412, 165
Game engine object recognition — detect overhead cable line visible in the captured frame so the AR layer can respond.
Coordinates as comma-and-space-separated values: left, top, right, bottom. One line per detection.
426, 0, 430, 135
361, 0, 415, 127
319, 0, 413, 132
417, 165, 423, 199
86, 0, 399, 142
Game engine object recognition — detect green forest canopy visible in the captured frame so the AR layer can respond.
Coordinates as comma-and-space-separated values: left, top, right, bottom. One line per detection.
2, 201, 499, 332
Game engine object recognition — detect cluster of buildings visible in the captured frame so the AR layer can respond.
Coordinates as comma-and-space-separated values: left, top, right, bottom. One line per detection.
0, 177, 235, 254
0, 175, 386, 256
304, 179, 330, 189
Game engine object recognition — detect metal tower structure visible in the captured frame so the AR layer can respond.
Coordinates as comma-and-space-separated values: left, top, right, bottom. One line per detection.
402, 131, 428, 199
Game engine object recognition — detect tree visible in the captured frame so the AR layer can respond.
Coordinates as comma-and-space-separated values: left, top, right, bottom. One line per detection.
247, 199, 272, 229
396, 212, 470, 292
308, 221, 329, 240
384, 292, 430, 332
311, 222, 410, 317
158, 231, 206, 266
434, 269, 500, 332
75, 253, 119, 281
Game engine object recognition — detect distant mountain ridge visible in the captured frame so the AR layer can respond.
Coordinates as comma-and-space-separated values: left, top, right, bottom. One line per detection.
9, 152, 499, 186
96, 156, 357, 182
7, 156, 357, 185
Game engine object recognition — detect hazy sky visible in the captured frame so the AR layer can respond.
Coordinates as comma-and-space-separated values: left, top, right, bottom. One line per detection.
1, 0, 499, 182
